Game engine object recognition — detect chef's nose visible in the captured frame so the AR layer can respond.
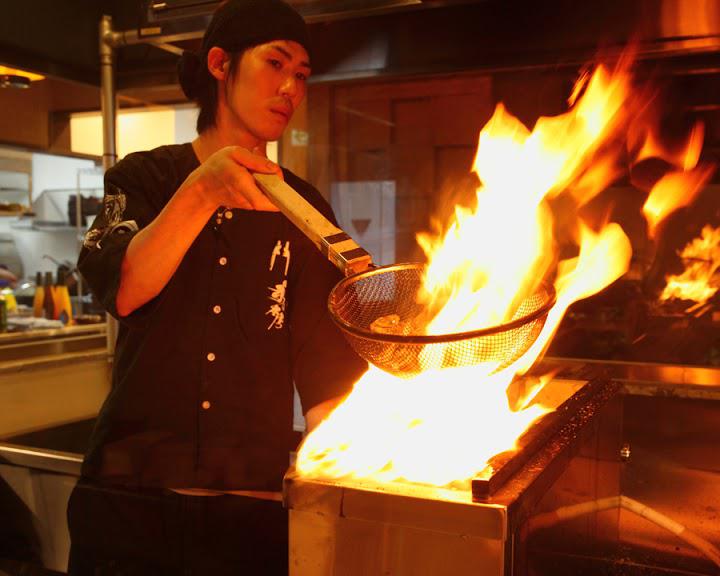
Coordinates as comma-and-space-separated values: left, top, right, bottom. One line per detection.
280, 74, 299, 99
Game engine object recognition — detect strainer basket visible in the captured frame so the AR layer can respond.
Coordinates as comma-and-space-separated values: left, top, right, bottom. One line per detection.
329, 263, 556, 378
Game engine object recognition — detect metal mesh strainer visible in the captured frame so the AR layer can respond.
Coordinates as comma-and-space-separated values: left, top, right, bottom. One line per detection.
329, 263, 556, 378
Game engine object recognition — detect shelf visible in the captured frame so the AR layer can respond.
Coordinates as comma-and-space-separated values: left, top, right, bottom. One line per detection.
0, 322, 106, 344
9, 220, 91, 233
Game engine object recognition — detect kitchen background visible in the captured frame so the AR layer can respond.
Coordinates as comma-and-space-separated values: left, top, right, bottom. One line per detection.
1, 1, 720, 575
0, 105, 201, 291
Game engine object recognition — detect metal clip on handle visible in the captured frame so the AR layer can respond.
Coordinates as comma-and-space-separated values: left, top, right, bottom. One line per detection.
253, 173, 373, 277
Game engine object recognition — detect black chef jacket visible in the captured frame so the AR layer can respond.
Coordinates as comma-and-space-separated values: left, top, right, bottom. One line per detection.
78, 143, 367, 491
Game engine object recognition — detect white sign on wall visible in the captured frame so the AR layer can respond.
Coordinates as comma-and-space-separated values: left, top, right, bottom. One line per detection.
331, 181, 396, 266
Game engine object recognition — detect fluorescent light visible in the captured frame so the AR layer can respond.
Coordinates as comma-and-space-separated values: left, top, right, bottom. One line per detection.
0, 66, 45, 82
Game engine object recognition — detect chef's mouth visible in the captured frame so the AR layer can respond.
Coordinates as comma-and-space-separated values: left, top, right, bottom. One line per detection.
270, 108, 291, 121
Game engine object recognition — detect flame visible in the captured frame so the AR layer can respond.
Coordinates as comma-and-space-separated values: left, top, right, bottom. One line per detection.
635, 122, 704, 170
638, 119, 713, 238
415, 61, 634, 337
296, 54, 708, 492
297, 366, 548, 488
660, 225, 720, 305
642, 164, 714, 239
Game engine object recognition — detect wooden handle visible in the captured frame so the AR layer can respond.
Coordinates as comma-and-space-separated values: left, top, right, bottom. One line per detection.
253, 173, 373, 276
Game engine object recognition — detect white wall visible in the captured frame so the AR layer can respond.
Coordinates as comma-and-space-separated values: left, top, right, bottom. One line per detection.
10, 225, 79, 279
71, 105, 199, 159
331, 181, 396, 266
69, 104, 279, 161
8, 105, 279, 281
174, 105, 199, 144
71, 108, 177, 160
5, 154, 103, 279
31, 153, 96, 202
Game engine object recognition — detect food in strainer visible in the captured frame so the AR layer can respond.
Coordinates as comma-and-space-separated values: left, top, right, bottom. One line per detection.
370, 314, 409, 335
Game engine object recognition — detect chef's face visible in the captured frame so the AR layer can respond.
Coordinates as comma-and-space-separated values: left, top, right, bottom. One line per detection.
223, 40, 311, 143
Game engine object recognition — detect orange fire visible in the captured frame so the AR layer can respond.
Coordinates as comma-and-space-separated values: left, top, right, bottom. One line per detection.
660, 225, 720, 306
639, 120, 713, 238
643, 165, 713, 239
296, 54, 708, 491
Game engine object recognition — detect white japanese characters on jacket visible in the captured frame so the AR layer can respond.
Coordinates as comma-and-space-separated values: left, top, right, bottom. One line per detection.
266, 240, 291, 330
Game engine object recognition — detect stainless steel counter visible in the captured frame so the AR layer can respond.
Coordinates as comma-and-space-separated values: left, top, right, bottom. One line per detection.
0, 443, 82, 476
0, 323, 106, 368
542, 357, 720, 399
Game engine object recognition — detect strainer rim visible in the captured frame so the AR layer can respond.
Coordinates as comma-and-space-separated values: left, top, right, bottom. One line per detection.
328, 262, 557, 345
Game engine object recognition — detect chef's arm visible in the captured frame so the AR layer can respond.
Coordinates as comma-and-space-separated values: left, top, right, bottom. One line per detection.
305, 396, 344, 432
115, 176, 215, 317
116, 147, 279, 317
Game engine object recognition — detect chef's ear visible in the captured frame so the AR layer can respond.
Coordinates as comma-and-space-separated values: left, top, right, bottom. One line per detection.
207, 47, 230, 81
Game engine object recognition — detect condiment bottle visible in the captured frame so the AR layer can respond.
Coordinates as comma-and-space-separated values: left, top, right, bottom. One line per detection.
0, 287, 17, 314
43, 271, 55, 320
0, 293, 6, 333
33, 271, 44, 317
54, 269, 73, 326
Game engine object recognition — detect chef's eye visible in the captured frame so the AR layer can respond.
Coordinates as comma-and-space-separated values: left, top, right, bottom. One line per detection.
268, 59, 282, 70
295, 72, 307, 82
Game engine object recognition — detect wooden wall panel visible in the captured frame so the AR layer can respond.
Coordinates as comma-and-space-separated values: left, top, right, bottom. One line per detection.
432, 145, 479, 225
434, 146, 476, 192
432, 91, 493, 147
390, 144, 434, 212
0, 77, 99, 153
281, 97, 308, 181
395, 195, 430, 262
348, 149, 390, 181
0, 82, 51, 149
345, 100, 392, 149
392, 98, 433, 146
492, 71, 574, 130
306, 74, 493, 261
306, 84, 332, 200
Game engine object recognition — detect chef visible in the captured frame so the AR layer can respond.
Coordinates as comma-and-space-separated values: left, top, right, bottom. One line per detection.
67, 1, 367, 574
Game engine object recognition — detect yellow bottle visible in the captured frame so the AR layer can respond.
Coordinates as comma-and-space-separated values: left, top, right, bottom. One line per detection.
32, 271, 44, 318
0, 287, 17, 314
54, 269, 73, 326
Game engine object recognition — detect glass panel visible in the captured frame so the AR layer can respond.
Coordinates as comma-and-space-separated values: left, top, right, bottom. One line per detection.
296, 70, 719, 368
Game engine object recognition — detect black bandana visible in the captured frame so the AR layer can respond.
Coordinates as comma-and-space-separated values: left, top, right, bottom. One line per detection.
178, 0, 310, 100
203, 0, 310, 54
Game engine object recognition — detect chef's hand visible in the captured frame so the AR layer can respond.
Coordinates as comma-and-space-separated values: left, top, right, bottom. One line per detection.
305, 396, 344, 433
194, 146, 282, 212
0, 267, 17, 288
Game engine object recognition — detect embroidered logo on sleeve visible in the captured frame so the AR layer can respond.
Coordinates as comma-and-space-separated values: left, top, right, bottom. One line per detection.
83, 184, 138, 249
266, 240, 291, 330
104, 187, 127, 224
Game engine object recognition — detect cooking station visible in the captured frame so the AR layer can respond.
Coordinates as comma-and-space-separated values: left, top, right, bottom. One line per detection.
284, 362, 720, 575
0, 357, 718, 575
1, 1, 720, 575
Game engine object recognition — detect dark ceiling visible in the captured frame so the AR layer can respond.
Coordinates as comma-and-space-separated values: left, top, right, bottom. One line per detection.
2, 0, 720, 104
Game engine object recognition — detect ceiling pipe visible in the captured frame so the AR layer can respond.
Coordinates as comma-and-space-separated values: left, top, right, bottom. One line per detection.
99, 14, 119, 355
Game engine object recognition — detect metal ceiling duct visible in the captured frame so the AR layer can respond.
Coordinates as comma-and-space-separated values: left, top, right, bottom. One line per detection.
144, 0, 427, 26
128, 0, 720, 75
